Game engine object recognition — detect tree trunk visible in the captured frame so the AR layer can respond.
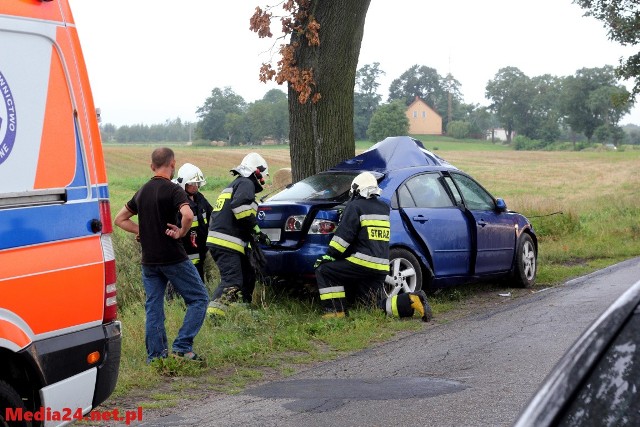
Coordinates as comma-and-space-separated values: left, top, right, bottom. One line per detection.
289, 0, 371, 182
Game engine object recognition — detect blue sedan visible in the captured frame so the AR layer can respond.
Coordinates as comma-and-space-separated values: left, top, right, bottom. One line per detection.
257, 136, 537, 296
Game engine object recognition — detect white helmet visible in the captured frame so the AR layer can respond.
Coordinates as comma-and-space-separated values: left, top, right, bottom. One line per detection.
232, 152, 269, 185
350, 172, 382, 199
175, 163, 206, 189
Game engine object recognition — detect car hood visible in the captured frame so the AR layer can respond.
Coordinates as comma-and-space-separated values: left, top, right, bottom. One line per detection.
329, 136, 456, 173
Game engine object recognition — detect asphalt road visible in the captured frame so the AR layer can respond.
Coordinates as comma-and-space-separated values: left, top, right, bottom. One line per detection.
128, 257, 640, 427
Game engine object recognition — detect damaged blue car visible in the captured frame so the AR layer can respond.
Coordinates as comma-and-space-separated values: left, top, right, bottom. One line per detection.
256, 136, 537, 296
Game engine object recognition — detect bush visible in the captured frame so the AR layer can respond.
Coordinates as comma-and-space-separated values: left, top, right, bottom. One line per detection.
513, 135, 544, 150
447, 120, 470, 139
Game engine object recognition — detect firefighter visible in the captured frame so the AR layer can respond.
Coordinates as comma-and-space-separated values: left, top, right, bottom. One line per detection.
206, 153, 271, 316
314, 171, 433, 321
173, 163, 213, 283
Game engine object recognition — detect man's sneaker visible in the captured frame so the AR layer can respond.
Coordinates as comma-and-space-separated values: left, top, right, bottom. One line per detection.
409, 290, 433, 322
207, 300, 227, 317
172, 351, 205, 362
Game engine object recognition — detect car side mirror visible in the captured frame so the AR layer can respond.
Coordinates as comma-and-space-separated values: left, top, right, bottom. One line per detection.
495, 198, 507, 212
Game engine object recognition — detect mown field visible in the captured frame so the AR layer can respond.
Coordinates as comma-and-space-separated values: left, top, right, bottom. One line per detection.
102, 139, 640, 412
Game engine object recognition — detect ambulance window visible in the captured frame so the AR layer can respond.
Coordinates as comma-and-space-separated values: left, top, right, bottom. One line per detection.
0, 29, 78, 196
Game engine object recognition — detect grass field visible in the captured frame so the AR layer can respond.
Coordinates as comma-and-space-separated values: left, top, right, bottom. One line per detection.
102, 138, 640, 411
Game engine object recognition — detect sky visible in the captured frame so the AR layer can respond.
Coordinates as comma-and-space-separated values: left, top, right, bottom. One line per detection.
67, 0, 640, 127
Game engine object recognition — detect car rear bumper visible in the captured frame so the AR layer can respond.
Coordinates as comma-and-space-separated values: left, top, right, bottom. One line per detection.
263, 245, 326, 279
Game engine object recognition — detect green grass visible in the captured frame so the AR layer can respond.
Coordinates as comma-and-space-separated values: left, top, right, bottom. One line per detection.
102, 139, 640, 409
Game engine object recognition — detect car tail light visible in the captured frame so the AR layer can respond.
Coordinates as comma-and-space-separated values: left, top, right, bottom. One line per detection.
100, 200, 118, 323
284, 215, 336, 235
308, 219, 337, 234
285, 215, 306, 232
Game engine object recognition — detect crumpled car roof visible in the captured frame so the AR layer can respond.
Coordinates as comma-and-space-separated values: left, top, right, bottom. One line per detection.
328, 136, 456, 173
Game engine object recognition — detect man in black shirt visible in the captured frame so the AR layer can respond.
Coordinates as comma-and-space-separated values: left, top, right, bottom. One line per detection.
115, 147, 209, 363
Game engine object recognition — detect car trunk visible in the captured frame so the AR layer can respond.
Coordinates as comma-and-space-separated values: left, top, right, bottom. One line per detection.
257, 200, 344, 249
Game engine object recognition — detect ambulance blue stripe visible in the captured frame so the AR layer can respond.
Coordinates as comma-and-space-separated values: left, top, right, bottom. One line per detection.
95, 184, 109, 199
0, 201, 100, 250
66, 187, 89, 200
69, 119, 87, 189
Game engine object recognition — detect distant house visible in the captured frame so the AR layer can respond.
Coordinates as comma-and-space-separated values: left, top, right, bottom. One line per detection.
405, 96, 443, 135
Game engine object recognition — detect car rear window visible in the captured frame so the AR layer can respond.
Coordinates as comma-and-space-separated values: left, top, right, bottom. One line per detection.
268, 172, 357, 202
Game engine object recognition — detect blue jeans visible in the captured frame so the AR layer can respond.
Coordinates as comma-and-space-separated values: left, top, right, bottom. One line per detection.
141, 260, 209, 362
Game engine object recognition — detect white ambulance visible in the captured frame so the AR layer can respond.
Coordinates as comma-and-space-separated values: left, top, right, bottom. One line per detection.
0, 1, 121, 425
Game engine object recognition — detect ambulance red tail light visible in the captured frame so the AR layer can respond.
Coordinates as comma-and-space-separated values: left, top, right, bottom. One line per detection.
100, 200, 117, 323
99, 200, 113, 234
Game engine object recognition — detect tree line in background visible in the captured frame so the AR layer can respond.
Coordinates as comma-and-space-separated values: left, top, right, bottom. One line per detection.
100, 63, 639, 149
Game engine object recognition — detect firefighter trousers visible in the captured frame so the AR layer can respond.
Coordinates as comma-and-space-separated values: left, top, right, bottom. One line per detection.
315, 259, 386, 314
209, 246, 255, 303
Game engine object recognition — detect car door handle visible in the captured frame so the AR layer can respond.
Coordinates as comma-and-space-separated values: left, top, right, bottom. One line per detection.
477, 220, 487, 227
413, 215, 429, 222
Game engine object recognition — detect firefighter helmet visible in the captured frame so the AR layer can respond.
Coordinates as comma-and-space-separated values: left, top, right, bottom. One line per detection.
231, 152, 269, 186
350, 171, 381, 199
174, 163, 206, 189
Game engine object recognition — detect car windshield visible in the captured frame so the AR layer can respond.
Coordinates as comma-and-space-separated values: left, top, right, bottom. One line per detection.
267, 172, 357, 202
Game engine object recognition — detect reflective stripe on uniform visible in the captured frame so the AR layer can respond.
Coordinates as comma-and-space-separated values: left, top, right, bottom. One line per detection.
232, 202, 258, 220
207, 231, 246, 254
329, 236, 350, 253
386, 295, 399, 317
360, 214, 390, 228
346, 252, 389, 271
192, 220, 199, 227
319, 285, 346, 300
188, 253, 200, 264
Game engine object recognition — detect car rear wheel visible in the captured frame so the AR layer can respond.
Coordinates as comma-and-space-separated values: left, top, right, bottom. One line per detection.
513, 233, 536, 288
385, 248, 422, 297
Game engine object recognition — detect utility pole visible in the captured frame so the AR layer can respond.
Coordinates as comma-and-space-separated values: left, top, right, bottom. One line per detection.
447, 56, 453, 133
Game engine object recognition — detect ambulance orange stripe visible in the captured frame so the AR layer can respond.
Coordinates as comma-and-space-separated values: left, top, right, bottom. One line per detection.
1, 1, 64, 22
1, 265, 103, 335
34, 34, 76, 189
0, 319, 31, 349
0, 237, 102, 280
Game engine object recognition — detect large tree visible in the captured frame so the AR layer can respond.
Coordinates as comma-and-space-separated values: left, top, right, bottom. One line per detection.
561, 66, 631, 141
354, 62, 385, 140
574, 0, 640, 100
246, 89, 289, 144
388, 65, 448, 108
251, 1, 371, 181
196, 87, 246, 142
485, 67, 536, 143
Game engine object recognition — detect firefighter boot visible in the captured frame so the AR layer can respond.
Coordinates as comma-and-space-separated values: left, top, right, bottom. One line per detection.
207, 286, 241, 317
206, 300, 227, 317
320, 295, 347, 319
409, 290, 433, 322
321, 307, 346, 319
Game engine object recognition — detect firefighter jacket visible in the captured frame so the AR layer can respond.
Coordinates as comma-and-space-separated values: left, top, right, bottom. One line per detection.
206, 176, 259, 255
326, 196, 390, 273
179, 191, 213, 265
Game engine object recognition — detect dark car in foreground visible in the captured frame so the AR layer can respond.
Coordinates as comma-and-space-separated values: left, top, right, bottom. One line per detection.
257, 136, 537, 295
513, 278, 640, 427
